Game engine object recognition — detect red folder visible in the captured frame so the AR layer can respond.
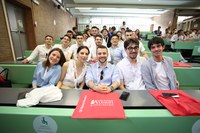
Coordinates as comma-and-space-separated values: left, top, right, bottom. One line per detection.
72, 90, 126, 119
173, 62, 192, 68
150, 90, 200, 116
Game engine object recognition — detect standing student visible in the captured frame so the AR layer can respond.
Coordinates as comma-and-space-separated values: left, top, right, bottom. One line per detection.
32, 48, 66, 89
57, 46, 90, 89
85, 45, 120, 93
117, 38, 146, 90
22, 35, 53, 63
141, 37, 178, 90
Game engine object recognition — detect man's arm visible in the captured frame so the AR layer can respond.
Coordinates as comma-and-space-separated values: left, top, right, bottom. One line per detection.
119, 79, 126, 90
141, 63, 156, 90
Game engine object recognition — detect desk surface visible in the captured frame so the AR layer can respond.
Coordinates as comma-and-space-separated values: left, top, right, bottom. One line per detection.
0, 88, 200, 109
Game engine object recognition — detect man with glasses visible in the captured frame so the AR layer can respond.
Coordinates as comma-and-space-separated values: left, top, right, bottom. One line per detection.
141, 37, 178, 90
116, 38, 146, 90
125, 29, 149, 59
85, 45, 120, 93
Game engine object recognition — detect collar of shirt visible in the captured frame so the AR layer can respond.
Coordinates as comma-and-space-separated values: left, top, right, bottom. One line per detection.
151, 56, 166, 66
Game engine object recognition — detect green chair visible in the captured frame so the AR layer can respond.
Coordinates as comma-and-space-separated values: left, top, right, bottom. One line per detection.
146, 51, 181, 62
190, 46, 200, 62
24, 50, 38, 62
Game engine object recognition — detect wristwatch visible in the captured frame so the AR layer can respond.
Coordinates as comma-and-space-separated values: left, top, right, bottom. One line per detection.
110, 85, 115, 91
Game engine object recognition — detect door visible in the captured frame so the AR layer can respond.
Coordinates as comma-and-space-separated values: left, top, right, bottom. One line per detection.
6, 2, 28, 59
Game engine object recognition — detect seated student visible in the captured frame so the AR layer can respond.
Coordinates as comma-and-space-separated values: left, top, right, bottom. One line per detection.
171, 29, 188, 62
116, 38, 146, 90
22, 35, 54, 63
57, 46, 90, 89
32, 48, 66, 89
88, 35, 111, 63
67, 30, 77, 46
154, 26, 162, 36
125, 29, 149, 59
109, 34, 126, 65
66, 33, 85, 61
141, 37, 178, 90
53, 34, 71, 59
85, 45, 120, 93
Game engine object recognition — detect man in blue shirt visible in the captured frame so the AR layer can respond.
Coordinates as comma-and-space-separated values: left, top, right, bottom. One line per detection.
85, 45, 120, 93
154, 26, 162, 36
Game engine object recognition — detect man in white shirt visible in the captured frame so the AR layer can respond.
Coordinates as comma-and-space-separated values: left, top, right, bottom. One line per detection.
53, 34, 71, 59
141, 37, 178, 90
86, 26, 106, 49
171, 29, 187, 62
22, 35, 53, 63
125, 29, 149, 59
171, 29, 185, 42
89, 35, 111, 63
119, 21, 126, 30
117, 38, 146, 90
66, 33, 85, 61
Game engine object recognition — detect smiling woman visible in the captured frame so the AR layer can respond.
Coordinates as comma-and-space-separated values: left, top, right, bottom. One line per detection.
32, 48, 66, 89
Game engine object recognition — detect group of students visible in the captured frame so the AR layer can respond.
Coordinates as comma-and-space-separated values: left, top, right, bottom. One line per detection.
21, 29, 178, 93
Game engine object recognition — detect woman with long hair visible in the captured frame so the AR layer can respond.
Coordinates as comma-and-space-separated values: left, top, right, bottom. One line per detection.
57, 46, 90, 89
32, 48, 66, 88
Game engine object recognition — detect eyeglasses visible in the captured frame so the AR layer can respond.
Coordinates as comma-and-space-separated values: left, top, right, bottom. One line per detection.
127, 46, 139, 51
100, 70, 104, 80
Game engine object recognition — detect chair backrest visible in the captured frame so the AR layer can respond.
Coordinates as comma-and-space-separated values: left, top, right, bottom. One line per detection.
192, 46, 200, 56
146, 51, 181, 62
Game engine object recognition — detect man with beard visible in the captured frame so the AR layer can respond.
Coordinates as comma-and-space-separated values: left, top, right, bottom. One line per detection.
125, 29, 149, 59
88, 35, 111, 63
85, 45, 120, 93
141, 37, 178, 90
116, 38, 146, 90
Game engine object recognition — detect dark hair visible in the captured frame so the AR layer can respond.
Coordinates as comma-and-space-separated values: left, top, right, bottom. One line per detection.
101, 29, 109, 34
91, 26, 99, 30
67, 30, 73, 34
148, 37, 164, 50
72, 27, 77, 31
124, 38, 139, 49
111, 26, 116, 31
76, 33, 84, 38
43, 48, 66, 68
45, 35, 53, 40
77, 46, 90, 54
111, 34, 119, 39
60, 34, 71, 41
97, 45, 108, 53
125, 29, 133, 33
177, 29, 183, 34
95, 34, 103, 39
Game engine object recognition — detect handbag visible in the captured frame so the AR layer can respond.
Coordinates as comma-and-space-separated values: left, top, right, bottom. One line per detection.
0, 68, 12, 87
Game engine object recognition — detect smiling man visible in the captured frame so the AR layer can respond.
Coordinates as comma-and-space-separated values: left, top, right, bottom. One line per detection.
85, 45, 120, 93
116, 38, 146, 90
141, 37, 178, 90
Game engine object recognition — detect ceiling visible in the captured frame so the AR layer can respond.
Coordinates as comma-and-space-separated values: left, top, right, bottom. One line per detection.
62, 0, 200, 18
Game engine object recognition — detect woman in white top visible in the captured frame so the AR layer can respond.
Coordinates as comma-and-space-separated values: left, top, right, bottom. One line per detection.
57, 46, 90, 89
